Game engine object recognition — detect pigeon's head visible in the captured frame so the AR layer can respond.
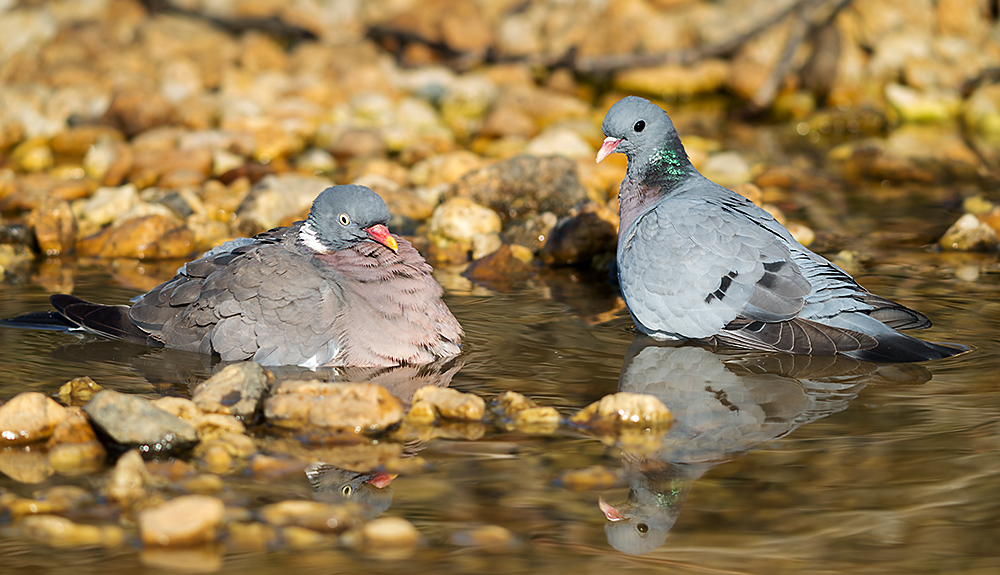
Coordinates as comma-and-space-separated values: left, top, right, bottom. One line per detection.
306, 463, 395, 520
596, 96, 680, 165
301, 185, 398, 253
600, 495, 674, 555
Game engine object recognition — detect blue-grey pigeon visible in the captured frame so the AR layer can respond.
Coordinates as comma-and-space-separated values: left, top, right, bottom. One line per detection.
6, 185, 463, 368
597, 96, 965, 362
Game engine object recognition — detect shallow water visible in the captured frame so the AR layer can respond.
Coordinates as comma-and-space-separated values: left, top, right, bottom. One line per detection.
1, 235, 999, 574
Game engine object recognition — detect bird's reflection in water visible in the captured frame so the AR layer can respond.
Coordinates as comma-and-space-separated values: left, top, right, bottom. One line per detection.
599, 336, 931, 555
305, 462, 396, 520
49, 338, 461, 403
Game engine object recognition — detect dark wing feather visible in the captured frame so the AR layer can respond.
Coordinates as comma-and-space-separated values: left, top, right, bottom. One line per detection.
860, 293, 932, 330
705, 316, 878, 355
50, 294, 152, 345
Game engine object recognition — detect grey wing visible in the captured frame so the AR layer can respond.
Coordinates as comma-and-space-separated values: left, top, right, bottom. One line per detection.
131, 245, 346, 366
618, 196, 811, 340
704, 194, 878, 353
790, 247, 932, 330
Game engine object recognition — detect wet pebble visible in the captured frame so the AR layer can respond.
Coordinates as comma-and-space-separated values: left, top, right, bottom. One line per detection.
76, 214, 195, 260
0, 392, 69, 446
26, 199, 77, 256
258, 500, 360, 534
462, 243, 535, 289
0, 244, 33, 279
282, 525, 331, 549
264, 381, 404, 436
140, 545, 224, 574
449, 524, 518, 550
570, 392, 674, 437
139, 495, 226, 547
939, 213, 1000, 251
406, 386, 485, 424
191, 361, 272, 421
228, 521, 278, 552
448, 155, 588, 223
344, 516, 421, 554
3, 485, 94, 519
540, 200, 619, 266
21, 515, 124, 548
106, 449, 154, 507
427, 197, 502, 262
46, 407, 106, 475
0, 446, 53, 484
555, 465, 623, 491
57, 376, 104, 407
491, 391, 561, 434
83, 390, 199, 455
71, 184, 139, 234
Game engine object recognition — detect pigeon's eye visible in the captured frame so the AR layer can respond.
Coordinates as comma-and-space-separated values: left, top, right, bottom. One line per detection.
338, 213, 351, 226
633, 120, 645, 133
341, 485, 353, 497
636, 523, 648, 534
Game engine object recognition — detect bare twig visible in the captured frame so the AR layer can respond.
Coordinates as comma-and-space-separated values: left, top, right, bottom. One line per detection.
574, 0, 808, 73
140, 0, 317, 44
367, 0, 824, 75
746, 0, 855, 114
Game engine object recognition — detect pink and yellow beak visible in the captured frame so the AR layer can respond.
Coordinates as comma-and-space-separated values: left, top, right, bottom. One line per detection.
599, 496, 626, 521
365, 223, 399, 252
596, 137, 623, 163
365, 471, 397, 489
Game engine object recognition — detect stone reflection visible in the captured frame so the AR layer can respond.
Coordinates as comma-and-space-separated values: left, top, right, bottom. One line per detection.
599, 336, 930, 555
48, 337, 460, 403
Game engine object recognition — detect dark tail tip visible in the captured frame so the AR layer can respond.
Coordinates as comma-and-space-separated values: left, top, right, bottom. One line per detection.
848, 335, 969, 363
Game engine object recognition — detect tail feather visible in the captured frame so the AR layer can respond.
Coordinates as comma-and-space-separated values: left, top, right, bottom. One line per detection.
0, 310, 79, 331
846, 333, 968, 363
48, 294, 151, 345
824, 312, 968, 363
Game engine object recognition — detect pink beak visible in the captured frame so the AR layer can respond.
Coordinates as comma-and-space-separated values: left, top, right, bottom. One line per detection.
599, 496, 626, 521
365, 223, 399, 252
596, 137, 622, 163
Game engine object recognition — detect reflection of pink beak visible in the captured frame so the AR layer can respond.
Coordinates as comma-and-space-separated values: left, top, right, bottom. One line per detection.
596, 137, 622, 163
599, 496, 625, 521
365, 471, 397, 489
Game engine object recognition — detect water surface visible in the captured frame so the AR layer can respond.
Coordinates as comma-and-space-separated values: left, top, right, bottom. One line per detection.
1, 239, 998, 574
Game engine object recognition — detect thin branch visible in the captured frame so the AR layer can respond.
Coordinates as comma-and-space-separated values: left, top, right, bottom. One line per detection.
746, 0, 855, 114
139, 0, 317, 44
574, 0, 808, 73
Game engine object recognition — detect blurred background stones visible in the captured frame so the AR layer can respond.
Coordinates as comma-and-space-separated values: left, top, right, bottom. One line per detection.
0, 0, 997, 275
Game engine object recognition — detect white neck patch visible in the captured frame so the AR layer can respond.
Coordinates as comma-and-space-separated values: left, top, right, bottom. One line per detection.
299, 221, 328, 253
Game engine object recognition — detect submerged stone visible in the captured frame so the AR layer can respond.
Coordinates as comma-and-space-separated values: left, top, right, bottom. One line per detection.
139, 495, 226, 547
258, 500, 361, 533
21, 515, 124, 548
